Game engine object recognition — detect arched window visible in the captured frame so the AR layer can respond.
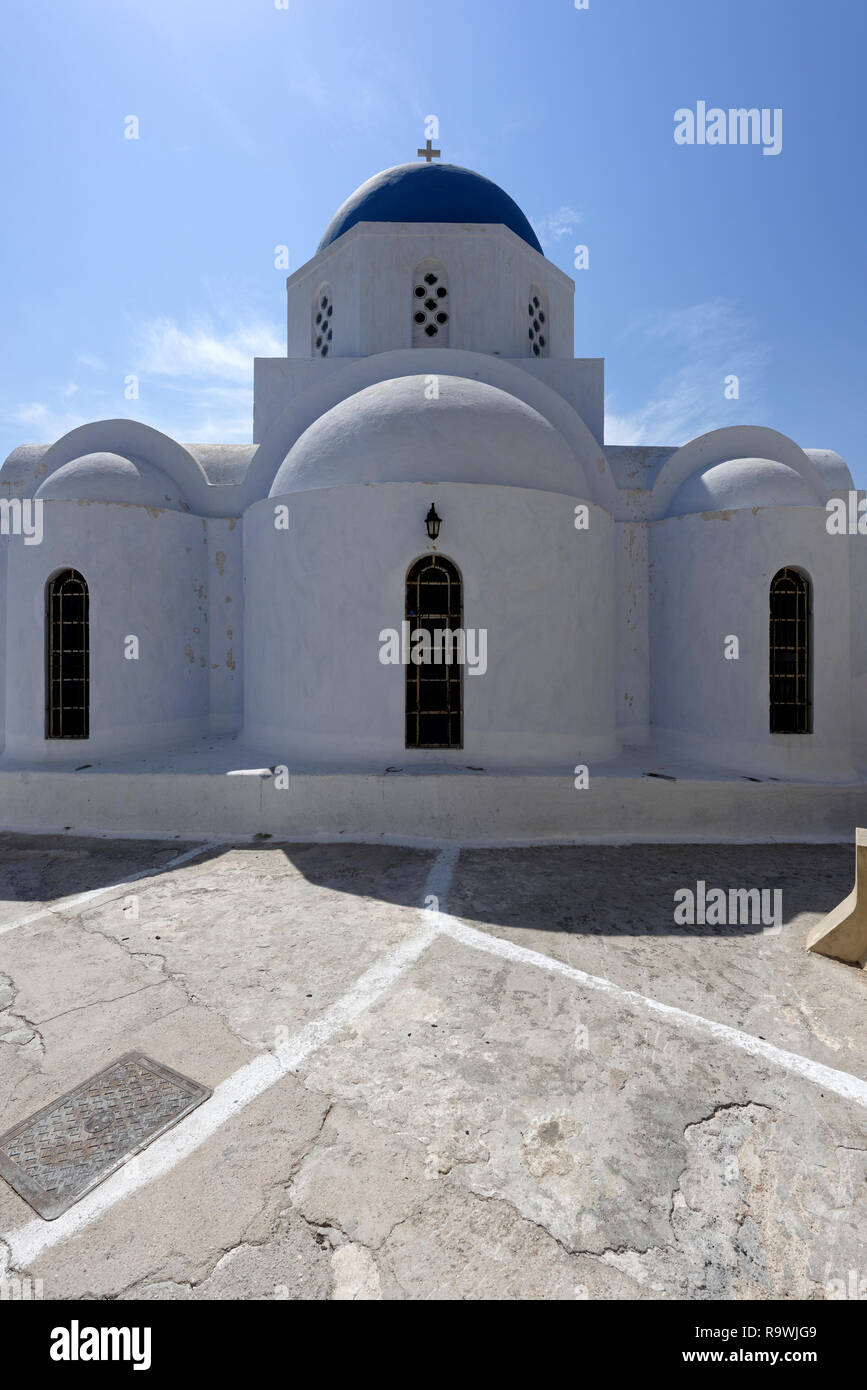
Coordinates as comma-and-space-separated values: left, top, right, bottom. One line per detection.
769, 567, 811, 734
46, 569, 89, 739
312, 284, 333, 357
405, 556, 462, 749
412, 260, 449, 347
528, 286, 549, 357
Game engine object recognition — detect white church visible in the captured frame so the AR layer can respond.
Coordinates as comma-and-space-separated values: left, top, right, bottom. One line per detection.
1, 154, 865, 842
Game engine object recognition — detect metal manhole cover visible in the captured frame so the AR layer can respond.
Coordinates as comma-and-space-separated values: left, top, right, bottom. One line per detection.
0, 1052, 211, 1220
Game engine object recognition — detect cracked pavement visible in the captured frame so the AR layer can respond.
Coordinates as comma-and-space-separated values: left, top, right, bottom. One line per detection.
0, 835, 865, 1300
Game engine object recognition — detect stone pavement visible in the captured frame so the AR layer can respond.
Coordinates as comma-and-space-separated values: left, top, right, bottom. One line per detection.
0, 835, 864, 1300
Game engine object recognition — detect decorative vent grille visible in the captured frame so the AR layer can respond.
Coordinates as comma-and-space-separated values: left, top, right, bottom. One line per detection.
313, 287, 333, 357
528, 287, 548, 357
412, 264, 449, 346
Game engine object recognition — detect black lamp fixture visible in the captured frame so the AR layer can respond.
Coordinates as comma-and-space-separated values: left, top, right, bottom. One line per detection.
425, 503, 442, 541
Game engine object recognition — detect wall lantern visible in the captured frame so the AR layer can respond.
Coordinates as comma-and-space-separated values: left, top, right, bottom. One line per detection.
425, 503, 442, 541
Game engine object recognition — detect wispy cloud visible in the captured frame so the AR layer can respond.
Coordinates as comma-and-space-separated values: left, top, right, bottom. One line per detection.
146, 381, 256, 443
605, 300, 770, 446
125, 316, 283, 440
532, 206, 582, 247
9, 400, 90, 441
133, 317, 282, 383
4, 317, 282, 448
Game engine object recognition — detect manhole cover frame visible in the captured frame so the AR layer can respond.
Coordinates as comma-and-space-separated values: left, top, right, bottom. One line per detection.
0, 1051, 212, 1220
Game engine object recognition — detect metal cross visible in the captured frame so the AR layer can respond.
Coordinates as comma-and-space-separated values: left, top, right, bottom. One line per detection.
417, 139, 441, 163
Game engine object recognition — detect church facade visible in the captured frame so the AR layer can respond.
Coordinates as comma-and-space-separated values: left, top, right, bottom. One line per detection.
1, 159, 864, 841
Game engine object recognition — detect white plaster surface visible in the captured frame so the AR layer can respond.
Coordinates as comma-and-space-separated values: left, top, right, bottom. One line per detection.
0, 170, 860, 841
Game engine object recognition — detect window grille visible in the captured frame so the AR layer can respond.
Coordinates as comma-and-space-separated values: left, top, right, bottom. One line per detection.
769, 567, 811, 734
405, 556, 463, 748
46, 569, 89, 738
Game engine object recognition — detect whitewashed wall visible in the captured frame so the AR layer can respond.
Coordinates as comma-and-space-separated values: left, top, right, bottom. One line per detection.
4, 501, 211, 759
848, 527, 867, 767
615, 521, 651, 745
649, 506, 854, 779
204, 517, 243, 734
243, 481, 617, 770
285, 223, 574, 361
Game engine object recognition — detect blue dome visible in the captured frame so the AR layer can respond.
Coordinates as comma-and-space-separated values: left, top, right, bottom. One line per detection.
318, 162, 544, 255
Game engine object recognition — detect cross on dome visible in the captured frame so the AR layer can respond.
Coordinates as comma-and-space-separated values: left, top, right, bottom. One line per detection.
417, 138, 441, 163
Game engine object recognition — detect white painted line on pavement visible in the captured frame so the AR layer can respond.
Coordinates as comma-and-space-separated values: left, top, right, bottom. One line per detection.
0, 841, 227, 938
0, 847, 457, 1274
438, 914, 867, 1109
4, 842, 866, 1280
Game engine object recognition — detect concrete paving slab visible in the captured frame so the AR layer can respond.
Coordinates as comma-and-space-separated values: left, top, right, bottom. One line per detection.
285, 1101, 658, 1300
0, 837, 864, 1301
74, 842, 436, 1050
303, 933, 867, 1299
0, 833, 204, 928
448, 846, 867, 1075
16, 1073, 331, 1299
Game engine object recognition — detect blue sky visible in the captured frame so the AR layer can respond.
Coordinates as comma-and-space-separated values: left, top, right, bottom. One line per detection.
1, 0, 864, 478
